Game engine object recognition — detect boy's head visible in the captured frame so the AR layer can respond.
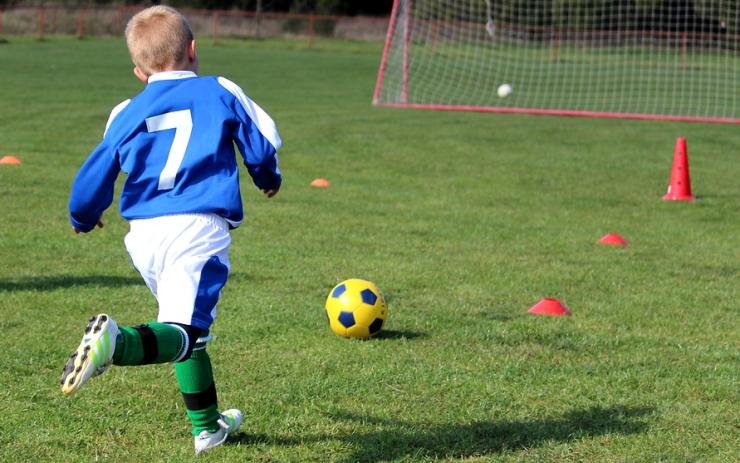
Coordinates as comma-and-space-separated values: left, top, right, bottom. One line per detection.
125, 6, 197, 80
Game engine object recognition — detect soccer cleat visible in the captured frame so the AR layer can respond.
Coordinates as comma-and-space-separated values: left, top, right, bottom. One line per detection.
194, 409, 243, 454
60, 314, 119, 396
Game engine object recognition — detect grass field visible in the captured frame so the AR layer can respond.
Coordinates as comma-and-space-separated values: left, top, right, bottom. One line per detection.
0, 36, 738, 462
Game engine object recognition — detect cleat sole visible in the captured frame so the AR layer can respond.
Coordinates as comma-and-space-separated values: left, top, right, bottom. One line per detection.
61, 314, 116, 396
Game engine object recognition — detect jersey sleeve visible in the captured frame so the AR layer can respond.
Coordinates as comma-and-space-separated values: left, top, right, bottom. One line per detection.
68, 103, 127, 232
217, 77, 282, 191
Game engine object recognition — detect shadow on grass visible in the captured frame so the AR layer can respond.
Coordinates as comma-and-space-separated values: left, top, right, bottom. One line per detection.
0, 275, 141, 292
374, 329, 425, 340
232, 404, 654, 461
479, 312, 524, 322
228, 272, 258, 283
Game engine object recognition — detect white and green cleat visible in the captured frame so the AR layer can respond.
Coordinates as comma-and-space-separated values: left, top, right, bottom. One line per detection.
60, 314, 119, 396
194, 409, 243, 454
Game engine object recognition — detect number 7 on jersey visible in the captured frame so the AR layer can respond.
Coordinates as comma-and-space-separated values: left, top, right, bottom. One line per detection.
145, 109, 193, 191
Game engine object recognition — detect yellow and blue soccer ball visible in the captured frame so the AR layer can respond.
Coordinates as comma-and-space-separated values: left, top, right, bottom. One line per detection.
325, 279, 388, 339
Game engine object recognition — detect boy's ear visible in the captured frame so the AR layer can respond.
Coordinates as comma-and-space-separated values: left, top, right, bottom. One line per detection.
133, 66, 149, 83
188, 40, 197, 63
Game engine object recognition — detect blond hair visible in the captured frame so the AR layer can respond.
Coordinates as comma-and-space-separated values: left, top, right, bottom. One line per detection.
125, 6, 194, 76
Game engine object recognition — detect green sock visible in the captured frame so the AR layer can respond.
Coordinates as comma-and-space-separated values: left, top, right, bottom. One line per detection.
174, 344, 220, 435
113, 322, 187, 366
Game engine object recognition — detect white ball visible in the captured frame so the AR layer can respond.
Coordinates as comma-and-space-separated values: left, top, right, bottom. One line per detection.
497, 83, 513, 98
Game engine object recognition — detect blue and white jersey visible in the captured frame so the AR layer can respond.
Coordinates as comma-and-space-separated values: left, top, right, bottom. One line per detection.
69, 71, 282, 232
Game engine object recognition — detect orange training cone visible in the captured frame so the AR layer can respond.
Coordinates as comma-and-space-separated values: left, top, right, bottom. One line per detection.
598, 233, 627, 246
0, 155, 21, 165
528, 298, 571, 316
310, 178, 330, 188
662, 137, 694, 201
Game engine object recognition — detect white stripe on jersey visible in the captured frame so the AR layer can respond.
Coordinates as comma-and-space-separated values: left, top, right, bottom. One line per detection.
217, 77, 282, 152
104, 99, 131, 137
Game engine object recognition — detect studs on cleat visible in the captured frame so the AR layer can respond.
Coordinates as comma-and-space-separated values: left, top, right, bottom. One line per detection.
62, 314, 116, 395
61, 355, 76, 382
92, 316, 106, 333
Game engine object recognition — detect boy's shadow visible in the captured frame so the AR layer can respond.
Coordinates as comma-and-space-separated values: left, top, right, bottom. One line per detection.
232, 404, 655, 461
0, 275, 141, 292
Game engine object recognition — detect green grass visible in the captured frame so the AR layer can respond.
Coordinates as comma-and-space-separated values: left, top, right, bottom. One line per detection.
0, 36, 738, 462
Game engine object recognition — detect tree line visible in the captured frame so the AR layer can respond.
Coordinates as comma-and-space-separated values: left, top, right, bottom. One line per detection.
493, 0, 733, 33
1, 0, 733, 35
0, 0, 394, 16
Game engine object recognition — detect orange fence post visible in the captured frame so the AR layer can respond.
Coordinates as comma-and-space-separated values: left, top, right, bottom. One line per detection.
255, 8, 262, 38
78, 8, 86, 39
116, 6, 124, 34
37, 7, 45, 40
308, 14, 315, 48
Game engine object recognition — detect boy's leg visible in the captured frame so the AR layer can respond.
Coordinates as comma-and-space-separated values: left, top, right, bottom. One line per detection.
174, 336, 220, 435
134, 214, 236, 451
63, 214, 229, 396
61, 317, 200, 395
179, 340, 243, 456
109, 213, 236, 452
113, 322, 198, 365
159, 253, 230, 440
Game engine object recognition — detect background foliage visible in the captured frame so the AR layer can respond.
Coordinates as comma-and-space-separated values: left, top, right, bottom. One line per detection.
0, 0, 394, 16
0, 1, 732, 33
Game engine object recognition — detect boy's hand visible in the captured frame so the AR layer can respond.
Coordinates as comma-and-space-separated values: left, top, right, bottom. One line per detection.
262, 188, 279, 198
73, 221, 104, 234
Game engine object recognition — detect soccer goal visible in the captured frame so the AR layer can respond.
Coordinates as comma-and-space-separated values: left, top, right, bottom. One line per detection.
373, 0, 740, 123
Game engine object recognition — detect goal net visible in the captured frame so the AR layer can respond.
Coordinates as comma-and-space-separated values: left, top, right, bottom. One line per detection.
373, 0, 740, 123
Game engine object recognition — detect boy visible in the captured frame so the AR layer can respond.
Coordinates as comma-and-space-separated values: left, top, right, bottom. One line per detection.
61, 5, 281, 454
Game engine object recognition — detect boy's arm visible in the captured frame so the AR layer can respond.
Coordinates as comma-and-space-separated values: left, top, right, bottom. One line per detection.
218, 77, 282, 193
69, 100, 129, 232
68, 138, 120, 233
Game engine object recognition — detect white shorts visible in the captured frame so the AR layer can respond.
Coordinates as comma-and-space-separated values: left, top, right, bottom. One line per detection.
124, 213, 231, 331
